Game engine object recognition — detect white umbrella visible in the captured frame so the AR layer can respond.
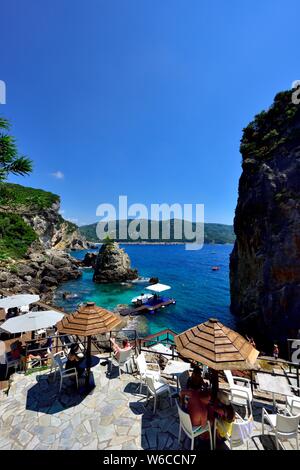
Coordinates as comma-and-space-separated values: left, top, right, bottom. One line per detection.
1, 310, 64, 334
146, 283, 171, 293
0, 294, 40, 311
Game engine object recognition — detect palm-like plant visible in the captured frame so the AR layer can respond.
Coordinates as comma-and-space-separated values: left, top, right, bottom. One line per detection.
0, 117, 32, 181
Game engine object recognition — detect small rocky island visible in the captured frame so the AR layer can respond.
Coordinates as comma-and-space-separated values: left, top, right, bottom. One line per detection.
93, 241, 138, 283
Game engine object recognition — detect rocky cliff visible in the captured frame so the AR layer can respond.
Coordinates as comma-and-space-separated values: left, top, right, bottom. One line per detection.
0, 183, 89, 251
230, 90, 300, 351
93, 241, 138, 283
23, 206, 88, 251
0, 183, 87, 301
0, 244, 82, 302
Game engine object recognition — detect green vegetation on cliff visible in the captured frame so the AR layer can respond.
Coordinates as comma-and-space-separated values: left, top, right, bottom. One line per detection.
0, 182, 60, 210
0, 183, 78, 260
0, 213, 37, 260
240, 90, 300, 160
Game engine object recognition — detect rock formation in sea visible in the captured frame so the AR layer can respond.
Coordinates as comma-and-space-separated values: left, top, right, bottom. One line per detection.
82, 252, 97, 268
93, 241, 138, 283
230, 89, 300, 350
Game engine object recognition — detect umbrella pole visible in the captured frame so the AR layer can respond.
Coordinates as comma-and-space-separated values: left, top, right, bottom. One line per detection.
210, 369, 219, 400
85, 336, 92, 390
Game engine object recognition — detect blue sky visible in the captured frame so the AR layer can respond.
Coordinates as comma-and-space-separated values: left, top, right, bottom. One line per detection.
1, 0, 299, 225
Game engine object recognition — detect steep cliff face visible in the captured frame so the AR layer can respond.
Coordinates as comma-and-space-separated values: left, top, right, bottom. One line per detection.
93, 241, 138, 283
0, 183, 86, 301
230, 90, 300, 349
0, 183, 89, 251
22, 202, 88, 250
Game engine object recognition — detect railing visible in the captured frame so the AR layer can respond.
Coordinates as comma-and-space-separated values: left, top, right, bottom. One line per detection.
139, 328, 178, 360
22, 329, 140, 373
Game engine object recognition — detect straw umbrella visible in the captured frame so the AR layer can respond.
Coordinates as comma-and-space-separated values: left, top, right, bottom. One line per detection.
174, 318, 259, 398
56, 301, 122, 390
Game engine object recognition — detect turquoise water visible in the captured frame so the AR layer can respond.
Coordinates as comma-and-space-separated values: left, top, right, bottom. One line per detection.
55, 244, 235, 335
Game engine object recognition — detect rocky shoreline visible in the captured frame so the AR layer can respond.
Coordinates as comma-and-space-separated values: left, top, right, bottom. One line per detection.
0, 242, 82, 304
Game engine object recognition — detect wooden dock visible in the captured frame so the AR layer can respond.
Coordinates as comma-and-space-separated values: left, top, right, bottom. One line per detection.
119, 298, 176, 316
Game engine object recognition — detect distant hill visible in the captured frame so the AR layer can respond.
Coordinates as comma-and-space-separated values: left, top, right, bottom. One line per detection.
79, 219, 235, 244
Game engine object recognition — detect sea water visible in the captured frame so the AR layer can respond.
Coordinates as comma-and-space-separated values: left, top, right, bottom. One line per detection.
55, 244, 235, 336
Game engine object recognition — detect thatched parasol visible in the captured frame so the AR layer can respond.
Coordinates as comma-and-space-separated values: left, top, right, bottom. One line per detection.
56, 301, 123, 390
174, 318, 259, 397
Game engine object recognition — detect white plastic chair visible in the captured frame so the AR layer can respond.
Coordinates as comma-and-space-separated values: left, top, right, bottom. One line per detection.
108, 348, 133, 379
177, 401, 213, 450
262, 408, 300, 450
178, 370, 190, 391
48, 348, 67, 374
0, 352, 20, 378
20, 305, 29, 313
53, 354, 78, 392
286, 387, 300, 416
224, 370, 253, 414
136, 353, 161, 393
214, 412, 254, 449
145, 374, 172, 414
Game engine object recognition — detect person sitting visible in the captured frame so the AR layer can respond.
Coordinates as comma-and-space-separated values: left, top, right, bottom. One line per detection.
212, 391, 235, 440
65, 344, 84, 377
10, 340, 24, 359
110, 337, 132, 361
187, 365, 209, 393
21, 341, 42, 369
179, 378, 211, 427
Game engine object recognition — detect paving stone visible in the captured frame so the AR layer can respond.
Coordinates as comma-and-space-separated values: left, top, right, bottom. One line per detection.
81, 437, 98, 450
157, 432, 170, 450
1, 357, 298, 451
26, 435, 41, 450
167, 421, 180, 438
17, 429, 33, 447
83, 419, 92, 433
109, 435, 136, 446
96, 425, 115, 443
71, 441, 83, 450
145, 428, 159, 449
128, 423, 141, 437
165, 435, 174, 449
141, 435, 149, 449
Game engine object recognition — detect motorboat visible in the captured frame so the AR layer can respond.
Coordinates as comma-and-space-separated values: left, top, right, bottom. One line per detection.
131, 277, 151, 285
211, 266, 220, 271
131, 293, 154, 306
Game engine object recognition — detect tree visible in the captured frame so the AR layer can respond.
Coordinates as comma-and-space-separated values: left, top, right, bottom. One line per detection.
0, 117, 32, 182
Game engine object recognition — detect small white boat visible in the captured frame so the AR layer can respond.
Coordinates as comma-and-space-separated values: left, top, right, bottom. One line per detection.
131, 277, 151, 285
131, 293, 154, 305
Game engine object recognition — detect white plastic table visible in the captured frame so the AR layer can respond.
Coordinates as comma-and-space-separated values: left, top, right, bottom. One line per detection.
256, 372, 293, 410
150, 343, 178, 358
163, 360, 191, 390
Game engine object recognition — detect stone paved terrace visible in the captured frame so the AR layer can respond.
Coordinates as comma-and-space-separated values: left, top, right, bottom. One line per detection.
0, 359, 299, 451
